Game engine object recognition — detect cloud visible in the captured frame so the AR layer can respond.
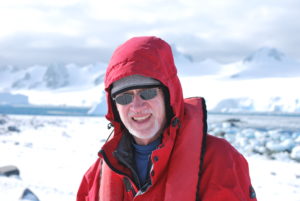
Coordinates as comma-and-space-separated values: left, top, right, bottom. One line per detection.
0, 0, 300, 66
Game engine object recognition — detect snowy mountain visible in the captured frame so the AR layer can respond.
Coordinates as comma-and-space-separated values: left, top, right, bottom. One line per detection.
0, 47, 300, 114
243, 47, 285, 63
0, 92, 29, 105
229, 47, 300, 78
0, 63, 107, 90
172, 46, 223, 76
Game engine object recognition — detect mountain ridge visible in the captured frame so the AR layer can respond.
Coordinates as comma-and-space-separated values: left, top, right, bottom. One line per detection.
0, 47, 299, 113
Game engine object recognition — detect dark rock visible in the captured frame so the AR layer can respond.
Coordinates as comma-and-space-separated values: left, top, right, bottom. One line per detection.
223, 118, 242, 127
0, 119, 6, 125
20, 188, 40, 201
215, 131, 226, 137
7, 125, 20, 132
224, 118, 241, 123
0, 165, 20, 177
43, 64, 69, 89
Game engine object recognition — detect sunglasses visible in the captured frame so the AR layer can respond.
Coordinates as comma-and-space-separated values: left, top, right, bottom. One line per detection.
113, 88, 159, 105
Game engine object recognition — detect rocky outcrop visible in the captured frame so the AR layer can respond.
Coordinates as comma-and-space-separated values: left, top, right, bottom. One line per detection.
0, 165, 20, 177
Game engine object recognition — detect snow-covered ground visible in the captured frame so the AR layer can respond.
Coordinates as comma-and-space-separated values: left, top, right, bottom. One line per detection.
0, 115, 105, 201
0, 114, 299, 201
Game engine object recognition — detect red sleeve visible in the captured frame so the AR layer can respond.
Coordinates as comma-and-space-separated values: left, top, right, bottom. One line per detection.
200, 135, 257, 201
77, 158, 102, 201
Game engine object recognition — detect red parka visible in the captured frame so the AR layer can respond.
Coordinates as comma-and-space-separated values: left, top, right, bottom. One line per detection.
77, 36, 257, 201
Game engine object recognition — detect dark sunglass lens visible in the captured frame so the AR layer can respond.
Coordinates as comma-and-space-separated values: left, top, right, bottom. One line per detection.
115, 94, 133, 105
140, 88, 157, 100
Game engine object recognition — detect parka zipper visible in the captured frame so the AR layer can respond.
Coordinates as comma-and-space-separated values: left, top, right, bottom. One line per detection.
123, 176, 137, 197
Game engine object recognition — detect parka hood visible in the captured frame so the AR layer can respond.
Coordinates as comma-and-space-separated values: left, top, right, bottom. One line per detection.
104, 36, 184, 127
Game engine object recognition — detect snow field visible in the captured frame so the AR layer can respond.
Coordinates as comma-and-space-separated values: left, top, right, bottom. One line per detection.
0, 115, 299, 201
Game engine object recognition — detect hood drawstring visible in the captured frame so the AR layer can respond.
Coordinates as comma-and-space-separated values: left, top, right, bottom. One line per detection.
104, 122, 114, 144
107, 122, 114, 130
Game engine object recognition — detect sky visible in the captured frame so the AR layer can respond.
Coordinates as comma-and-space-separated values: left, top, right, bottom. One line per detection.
1, 0, 300, 66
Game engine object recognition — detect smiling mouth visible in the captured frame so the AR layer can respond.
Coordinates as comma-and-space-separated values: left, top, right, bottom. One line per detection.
132, 114, 151, 122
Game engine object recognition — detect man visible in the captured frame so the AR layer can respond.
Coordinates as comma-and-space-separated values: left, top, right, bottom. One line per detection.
77, 36, 257, 201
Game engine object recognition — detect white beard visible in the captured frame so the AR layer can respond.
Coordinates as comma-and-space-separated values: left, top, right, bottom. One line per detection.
128, 117, 160, 140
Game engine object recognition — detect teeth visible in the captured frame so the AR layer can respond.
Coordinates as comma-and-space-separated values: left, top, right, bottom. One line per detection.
133, 115, 150, 121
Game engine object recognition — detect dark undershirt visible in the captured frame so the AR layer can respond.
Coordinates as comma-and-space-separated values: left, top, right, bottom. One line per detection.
132, 138, 160, 185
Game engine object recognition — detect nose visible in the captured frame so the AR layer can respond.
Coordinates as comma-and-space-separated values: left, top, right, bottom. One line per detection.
131, 93, 146, 109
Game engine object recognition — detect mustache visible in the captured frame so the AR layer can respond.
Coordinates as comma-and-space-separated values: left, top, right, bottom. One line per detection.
128, 109, 152, 117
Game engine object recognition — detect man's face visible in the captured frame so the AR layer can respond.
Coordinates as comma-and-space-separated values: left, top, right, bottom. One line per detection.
115, 87, 166, 145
